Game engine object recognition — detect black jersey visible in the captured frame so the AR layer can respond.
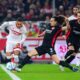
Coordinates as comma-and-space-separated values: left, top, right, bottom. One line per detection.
66, 20, 80, 52
69, 20, 80, 35
42, 24, 62, 47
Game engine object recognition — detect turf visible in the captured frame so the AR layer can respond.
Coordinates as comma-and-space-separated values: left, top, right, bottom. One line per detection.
13, 64, 80, 80
0, 67, 12, 80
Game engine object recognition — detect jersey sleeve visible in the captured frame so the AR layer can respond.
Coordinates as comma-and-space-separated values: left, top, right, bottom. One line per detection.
20, 25, 27, 44
22, 25, 27, 34
69, 20, 76, 29
0, 22, 9, 31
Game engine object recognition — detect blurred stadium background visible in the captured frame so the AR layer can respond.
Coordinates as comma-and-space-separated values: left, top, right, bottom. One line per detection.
0, 0, 80, 64
0, 0, 80, 80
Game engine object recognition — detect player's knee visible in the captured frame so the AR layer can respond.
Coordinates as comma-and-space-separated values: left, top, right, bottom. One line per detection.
6, 52, 11, 59
55, 60, 60, 64
68, 46, 75, 50
6, 55, 12, 59
51, 55, 60, 64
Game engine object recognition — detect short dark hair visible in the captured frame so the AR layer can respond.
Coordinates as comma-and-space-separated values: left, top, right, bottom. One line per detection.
73, 6, 79, 10
52, 16, 58, 21
17, 17, 23, 21
52, 16, 65, 25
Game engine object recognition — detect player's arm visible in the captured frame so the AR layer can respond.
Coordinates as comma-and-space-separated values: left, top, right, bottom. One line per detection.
38, 30, 46, 37
20, 33, 27, 44
0, 22, 9, 31
20, 25, 27, 44
61, 18, 70, 39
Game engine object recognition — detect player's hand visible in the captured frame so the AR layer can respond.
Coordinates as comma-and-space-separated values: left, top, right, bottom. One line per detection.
16, 43, 20, 47
62, 35, 66, 39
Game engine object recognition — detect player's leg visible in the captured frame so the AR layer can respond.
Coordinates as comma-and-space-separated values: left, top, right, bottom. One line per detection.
65, 34, 79, 63
48, 48, 78, 72
65, 45, 75, 63
18, 46, 46, 69
18, 49, 38, 68
6, 41, 14, 62
12, 49, 20, 63
12, 49, 21, 71
51, 54, 78, 72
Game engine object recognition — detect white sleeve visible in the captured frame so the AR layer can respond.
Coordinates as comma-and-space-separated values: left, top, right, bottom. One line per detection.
23, 25, 27, 33
20, 25, 27, 44
20, 34, 26, 44
0, 22, 9, 31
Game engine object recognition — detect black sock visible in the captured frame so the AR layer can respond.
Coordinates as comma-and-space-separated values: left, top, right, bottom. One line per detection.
18, 55, 31, 68
65, 55, 75, 63
65, 50, 74, 59
59, 61, 73, 70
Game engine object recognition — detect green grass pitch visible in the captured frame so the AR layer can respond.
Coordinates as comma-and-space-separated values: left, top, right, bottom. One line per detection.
13, 64, 80, 80
0, 64, 80, 80
0, 67, 12, 80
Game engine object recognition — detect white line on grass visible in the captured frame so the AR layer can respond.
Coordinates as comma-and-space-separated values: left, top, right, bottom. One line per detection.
0, 64, 21, 80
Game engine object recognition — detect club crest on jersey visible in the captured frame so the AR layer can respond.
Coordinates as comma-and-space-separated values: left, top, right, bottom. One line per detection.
11, 29, 22, 35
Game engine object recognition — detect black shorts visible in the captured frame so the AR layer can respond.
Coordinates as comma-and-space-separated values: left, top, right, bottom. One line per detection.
35, 45, 56, 56
67, 32, 80, 52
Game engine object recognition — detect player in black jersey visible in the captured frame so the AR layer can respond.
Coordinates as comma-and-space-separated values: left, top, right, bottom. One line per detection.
16, 16, 78, 72
65, 11, 80, 64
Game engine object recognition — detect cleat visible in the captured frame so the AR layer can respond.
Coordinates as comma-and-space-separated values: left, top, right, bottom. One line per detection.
15, 67, 21, 72
59, 66, 64, 71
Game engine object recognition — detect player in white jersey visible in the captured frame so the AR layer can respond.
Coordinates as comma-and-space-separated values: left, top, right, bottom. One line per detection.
68, 6, 78, 21
0, 18, 27, 62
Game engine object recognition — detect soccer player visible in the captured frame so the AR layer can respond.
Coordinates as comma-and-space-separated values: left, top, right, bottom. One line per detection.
0, 18, 27, 63
17, 16, 78, 72
68, 6, 78, 21
65, 11, 80, 65
59, 6, 79, 71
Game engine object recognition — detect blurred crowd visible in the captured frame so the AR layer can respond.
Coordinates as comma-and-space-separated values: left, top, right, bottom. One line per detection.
0, 0, 80, 37
55, 0, 78, 16
0, 0, 52, 23
0, 0, 79, 23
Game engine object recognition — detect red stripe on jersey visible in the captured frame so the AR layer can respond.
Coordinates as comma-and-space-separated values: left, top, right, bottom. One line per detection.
11, 29, 22, 35
51, 29, 62, 47
66, 29, 71, 39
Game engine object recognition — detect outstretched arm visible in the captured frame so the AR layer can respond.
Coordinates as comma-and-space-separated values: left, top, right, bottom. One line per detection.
0, 22, 9, 31
38, 30, 46, 37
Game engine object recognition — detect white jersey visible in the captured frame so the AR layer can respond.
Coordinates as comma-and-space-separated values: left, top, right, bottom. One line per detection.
68, 15, 77, 21
0, 21, 27, 43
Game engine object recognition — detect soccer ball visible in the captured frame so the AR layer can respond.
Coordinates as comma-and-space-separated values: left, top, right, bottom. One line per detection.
6, 62, 16, 70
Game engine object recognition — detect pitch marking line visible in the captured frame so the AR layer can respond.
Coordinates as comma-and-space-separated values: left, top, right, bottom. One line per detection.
0, 64, 21, 80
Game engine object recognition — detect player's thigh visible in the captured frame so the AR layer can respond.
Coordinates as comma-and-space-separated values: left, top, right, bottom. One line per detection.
33, 46, 47, 56
47, 47, 56, 56
6, 41, 15, 55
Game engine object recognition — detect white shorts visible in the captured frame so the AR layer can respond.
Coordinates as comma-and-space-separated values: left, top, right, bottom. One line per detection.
6, 40, 21, 53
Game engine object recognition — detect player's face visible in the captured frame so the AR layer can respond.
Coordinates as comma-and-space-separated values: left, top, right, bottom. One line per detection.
73, 7, 78, 14
50, 18, 57, 27
77, 13, 80, 20
16, 21, 23, 28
